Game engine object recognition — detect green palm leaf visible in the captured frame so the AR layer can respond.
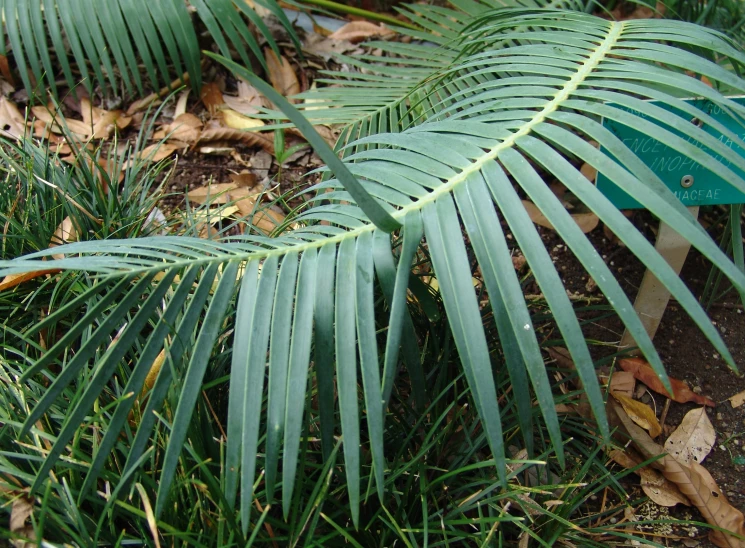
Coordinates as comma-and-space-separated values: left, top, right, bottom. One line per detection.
284, 0, 591, 149
0, 0, 297, 97
3, 8, 745, 535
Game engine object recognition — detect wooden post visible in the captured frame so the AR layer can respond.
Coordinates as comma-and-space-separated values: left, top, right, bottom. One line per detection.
618, 206, 700, 354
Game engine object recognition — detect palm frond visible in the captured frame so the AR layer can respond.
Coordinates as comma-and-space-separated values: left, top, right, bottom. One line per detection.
286, 0, 591, 148
3, 8, 745, 535
0, 0, 298, 98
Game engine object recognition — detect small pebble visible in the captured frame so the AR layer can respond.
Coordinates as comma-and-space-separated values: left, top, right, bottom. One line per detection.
717, 413, 724, 421
693, 386, 702, 394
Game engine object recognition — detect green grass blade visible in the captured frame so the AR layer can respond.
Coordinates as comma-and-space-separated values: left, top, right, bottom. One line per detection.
79, 266, 200, 503
31, 270, 177, 494
104, 266, 217, 504
19, 274, 141, 433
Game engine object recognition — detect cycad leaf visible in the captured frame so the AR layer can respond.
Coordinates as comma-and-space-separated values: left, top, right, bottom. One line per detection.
2, 0, 300, 97
4, 8, 745, 529
155, 261, 238, 516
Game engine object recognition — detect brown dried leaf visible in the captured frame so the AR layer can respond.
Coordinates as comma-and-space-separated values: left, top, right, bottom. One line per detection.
187, 183, 257, 205
198, 127, 274, 154
612, 391, 662, 438
522, 200, 599, 233
137, 142, 184, 163
640, 465, 691, 507
0, 54, 14, 85
610, 442, 690, 507
10, 494, 36, 548
160, 113, 202, 144
329, 21, 396, 43
0, 270, 60, 292
285, 125, 338, 148
31, 106, 89, 137
729, 390, 745, 409
229, 171, 257, 188
201, 83, 225, 116
580, 162, 597, 182
665, 407, 715, 465
236, 199, 286, 235
174, 89, 190, 118
618, 357, 716, 407
546, 346, 574, 370
49, 217, 78, 260
221, 108, 264, 130
0, 97, 27, 139
609, 370, 635, 398
222, 80, 267, 116
303, 33, 360, 61
264, 48, 300, 100
611, 400, 745, 547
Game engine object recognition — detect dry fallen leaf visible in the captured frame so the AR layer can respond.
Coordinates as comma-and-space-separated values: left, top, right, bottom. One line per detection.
201, 82, 225, 116
609, 370, 636, 398
264, 48, 300, 100
187, 180, 285, 236
612, 391, 662, 438
610, 400, 745, 547
198, 127, 274, 155
31, 106, 90, 137
618, 357, 716, 407
329, 21, 396, 43
187, 182, 257, 205
546, 346, 575, 371
0, 270, 60, 292
0, 53, 14, 85
79, 97, 126, 139
221, 108, 264, 130
665, 407, 715, 465
640, 465, 692, 507
153, 112, 203, 144
285, 125, 338, 148
10, 494, 36, 548
522, 200, 599, 233
137, 142, 185, 164
729, 389, 745, 409
49, 217, 78, 260
0, 97, 28, 139
303, 32, 360, 61
610, 446, 691, 507
223, 80, 267, 116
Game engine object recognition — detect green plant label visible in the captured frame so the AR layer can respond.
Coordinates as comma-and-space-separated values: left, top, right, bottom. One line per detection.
595, 96, 745, 209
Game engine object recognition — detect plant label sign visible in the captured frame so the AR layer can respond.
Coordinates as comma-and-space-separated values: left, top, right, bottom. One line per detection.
596, 96, 745, 209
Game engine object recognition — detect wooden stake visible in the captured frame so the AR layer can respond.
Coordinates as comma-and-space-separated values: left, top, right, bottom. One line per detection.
619, 206, 700, 354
